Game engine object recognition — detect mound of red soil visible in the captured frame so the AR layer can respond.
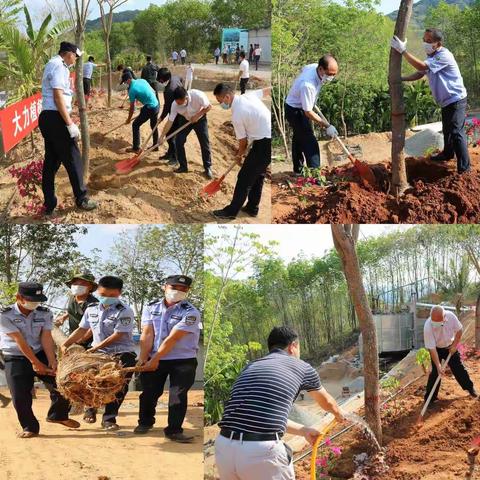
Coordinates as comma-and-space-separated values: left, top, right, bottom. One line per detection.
273, 149, 480, 224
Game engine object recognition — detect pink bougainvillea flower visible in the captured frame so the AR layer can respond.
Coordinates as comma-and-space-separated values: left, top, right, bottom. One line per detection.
316, 456, 328, 467
331, 446, 342, 456
324, 437, 332, 446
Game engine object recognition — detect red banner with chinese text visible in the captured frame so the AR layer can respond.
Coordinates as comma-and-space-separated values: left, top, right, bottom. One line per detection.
0, 93, 43, 153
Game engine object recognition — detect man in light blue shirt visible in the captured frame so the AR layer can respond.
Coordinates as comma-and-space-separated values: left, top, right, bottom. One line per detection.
134, 275, 201, 442
62, 276, 137, 431
39, 41, 97, 215
121, 75, 160, 153
391, 28, 470, 173
82, 56, 97, 103
285, 56, 339, 174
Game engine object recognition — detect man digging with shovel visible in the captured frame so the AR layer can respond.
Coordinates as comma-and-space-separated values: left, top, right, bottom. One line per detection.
158, 86, 213, 178
423, 305, 478, 411
211, 84, 271, 220
121, 74, 160, 154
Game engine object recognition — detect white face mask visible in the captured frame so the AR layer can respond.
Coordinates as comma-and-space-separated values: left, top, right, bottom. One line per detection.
165, 289, 187, 303
423, 42, 436, 55
22, 300, 41, 311
431, 321, 444, 329
71, 285, 88, 296
320, 73, 335, 84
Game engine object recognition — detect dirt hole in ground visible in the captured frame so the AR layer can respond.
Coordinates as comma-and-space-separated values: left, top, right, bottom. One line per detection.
406, 157, 451, 184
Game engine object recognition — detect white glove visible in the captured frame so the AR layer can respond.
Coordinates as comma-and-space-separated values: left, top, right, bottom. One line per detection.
390, 35, 407, 54
67, 123, 80, 139
326, 125, 338, 138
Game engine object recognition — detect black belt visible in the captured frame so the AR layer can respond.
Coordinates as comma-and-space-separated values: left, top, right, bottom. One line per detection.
220, 428, 283, 442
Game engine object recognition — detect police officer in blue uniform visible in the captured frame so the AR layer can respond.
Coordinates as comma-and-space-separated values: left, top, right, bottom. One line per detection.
134, 275, 201, 442
39, 41, 97, 215
0, 282, 80, 438
62, 276, 137, 431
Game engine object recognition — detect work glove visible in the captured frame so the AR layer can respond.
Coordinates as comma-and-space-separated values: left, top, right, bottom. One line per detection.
67, 123, 80, 139
325, 125, 338, 138
391, 35, 407, 54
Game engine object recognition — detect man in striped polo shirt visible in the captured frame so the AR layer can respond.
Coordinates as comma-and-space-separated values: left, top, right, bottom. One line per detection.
215, 326, 344, 479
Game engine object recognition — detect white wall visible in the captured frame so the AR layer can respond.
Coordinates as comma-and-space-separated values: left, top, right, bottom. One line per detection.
248, 28, 271, 64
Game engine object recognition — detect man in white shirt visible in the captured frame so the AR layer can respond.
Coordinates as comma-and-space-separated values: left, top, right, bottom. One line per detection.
172, 50, 179, 66
253, 44, 262, 71
237, 52, 249, 94
423, 305, 477, 405
180, 48, 187, 65
39, 41, 97, 215
82, 56, 96, 104
285, 55, 339, 175
185, 62, 194, 90
159, 87, 213, 178
212, 83, 271, 220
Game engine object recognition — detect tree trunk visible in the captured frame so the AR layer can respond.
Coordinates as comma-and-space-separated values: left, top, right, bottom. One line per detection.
388, 0, 413, 196
106, 37, 112, 108
476, 291, 480, 351
75, 28, 90, 182
332, 224, 382, 444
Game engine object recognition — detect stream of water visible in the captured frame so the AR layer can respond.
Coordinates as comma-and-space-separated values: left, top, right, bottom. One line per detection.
343, 412, 382, 452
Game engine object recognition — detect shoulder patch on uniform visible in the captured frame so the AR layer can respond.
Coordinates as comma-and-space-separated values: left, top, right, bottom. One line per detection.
185, 315, 197, 326
119, 317, 132, 325
1, 306, 12, 313
36, 306, 50, 312
180, 302, 192, 310
148, 299, 160, 306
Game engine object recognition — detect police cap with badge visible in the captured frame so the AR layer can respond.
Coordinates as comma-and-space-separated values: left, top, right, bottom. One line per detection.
165, 275, 193, 287
18, 282, 48, 302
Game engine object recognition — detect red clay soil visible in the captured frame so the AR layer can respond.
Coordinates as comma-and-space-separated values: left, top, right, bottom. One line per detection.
273, 148, 480, 224
294, 352, 480, 479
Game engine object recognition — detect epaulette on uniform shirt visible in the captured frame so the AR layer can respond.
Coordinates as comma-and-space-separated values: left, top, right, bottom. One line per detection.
87, 301, 99, 307
180, 302, 193, 310
36, 306, 50, 312
0, 306, 12, 313
116, 303, 126, 311
148, 299, 160, 306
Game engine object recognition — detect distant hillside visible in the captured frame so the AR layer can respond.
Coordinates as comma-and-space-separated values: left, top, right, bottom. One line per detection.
85, 9, 141, 31
387, 0, 474, 27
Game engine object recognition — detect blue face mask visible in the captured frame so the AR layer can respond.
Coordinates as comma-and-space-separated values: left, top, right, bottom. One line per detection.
97, 296, 118, 306
220, 102, 231, 110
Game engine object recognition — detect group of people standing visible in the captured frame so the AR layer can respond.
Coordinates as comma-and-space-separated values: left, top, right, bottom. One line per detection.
216, 43, 262, 70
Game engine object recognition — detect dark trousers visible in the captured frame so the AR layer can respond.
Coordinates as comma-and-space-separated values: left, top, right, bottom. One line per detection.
103, 352, 136, 423
39, 110, 88, 212
224, 138, 271, 216
138, 358, 197, 434
175, 115, 212, 171
240, 78, 249, 95
424, 347, 474, 402
215, 56, 219, 65
83, 77, 92, 97
254, 55, 260, 70
4, 350, 70, 433
166, 116, 181, 159
181, 57, 185, 65
132, 104, 159, 150
441, 97, 470, 172
285, 103, 320, 173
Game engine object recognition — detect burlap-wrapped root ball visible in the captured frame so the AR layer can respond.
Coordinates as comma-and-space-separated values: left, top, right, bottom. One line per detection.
56, 350, 129, 408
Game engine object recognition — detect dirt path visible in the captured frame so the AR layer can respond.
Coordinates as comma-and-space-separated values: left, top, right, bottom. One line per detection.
0, 84, 271, 224
0, 389, 204, 480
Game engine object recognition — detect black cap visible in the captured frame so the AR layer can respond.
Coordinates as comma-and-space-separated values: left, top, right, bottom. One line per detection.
59, 41, 83, 58
18, 282, 48, 302
121, 72, 132, 84
165, 275, 192, 287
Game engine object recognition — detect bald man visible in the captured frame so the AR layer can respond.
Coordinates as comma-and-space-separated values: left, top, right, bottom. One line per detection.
285, 55, 339, 175
423, 306, 477, 405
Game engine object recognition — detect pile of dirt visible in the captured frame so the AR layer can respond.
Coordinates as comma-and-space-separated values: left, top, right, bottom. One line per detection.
273, 149, 480, 224
294, 351, 480, 480
0, 77, 271, 224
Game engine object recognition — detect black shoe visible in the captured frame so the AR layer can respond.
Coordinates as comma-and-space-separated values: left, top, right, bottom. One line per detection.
430, 153, 453, 162
126, 147, 140, 154
77, 199, 97, 211
174, 167, 188, 174
469, 388, 478, 399
241, 206, 259, 217
213, 209, 237, 220
134, 424, 152, 434
205, 168, 213, 179
168, 159, 179, 166
102, 421, 120, 431
165, 432, 195, 443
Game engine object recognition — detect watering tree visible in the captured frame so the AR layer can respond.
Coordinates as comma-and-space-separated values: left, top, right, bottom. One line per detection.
64, 0, 92, 180
331, 224, 382, 444
96, 0, 128, 108
389, 0, 413, 196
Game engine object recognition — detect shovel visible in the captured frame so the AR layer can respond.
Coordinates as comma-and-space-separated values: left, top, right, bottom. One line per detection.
104, 121, 126, 136
314, 106, 377, 187
115, 119, 193, 174
119, 94, 129, 109
200, 159, 238, 197
310, 419, 337, 480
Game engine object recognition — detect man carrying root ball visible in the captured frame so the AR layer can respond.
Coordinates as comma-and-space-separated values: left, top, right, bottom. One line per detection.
0, 282, 80, 438
62, 276, 137, 431
215, 326, 344, 479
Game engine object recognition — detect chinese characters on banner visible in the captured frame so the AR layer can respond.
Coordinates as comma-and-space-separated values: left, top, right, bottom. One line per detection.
0, 93, 42, 153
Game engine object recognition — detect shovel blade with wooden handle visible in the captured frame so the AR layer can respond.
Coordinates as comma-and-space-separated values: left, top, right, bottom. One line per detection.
200, 159, 238, 197
115, 119, 194, 174
314, 106, 377, 188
